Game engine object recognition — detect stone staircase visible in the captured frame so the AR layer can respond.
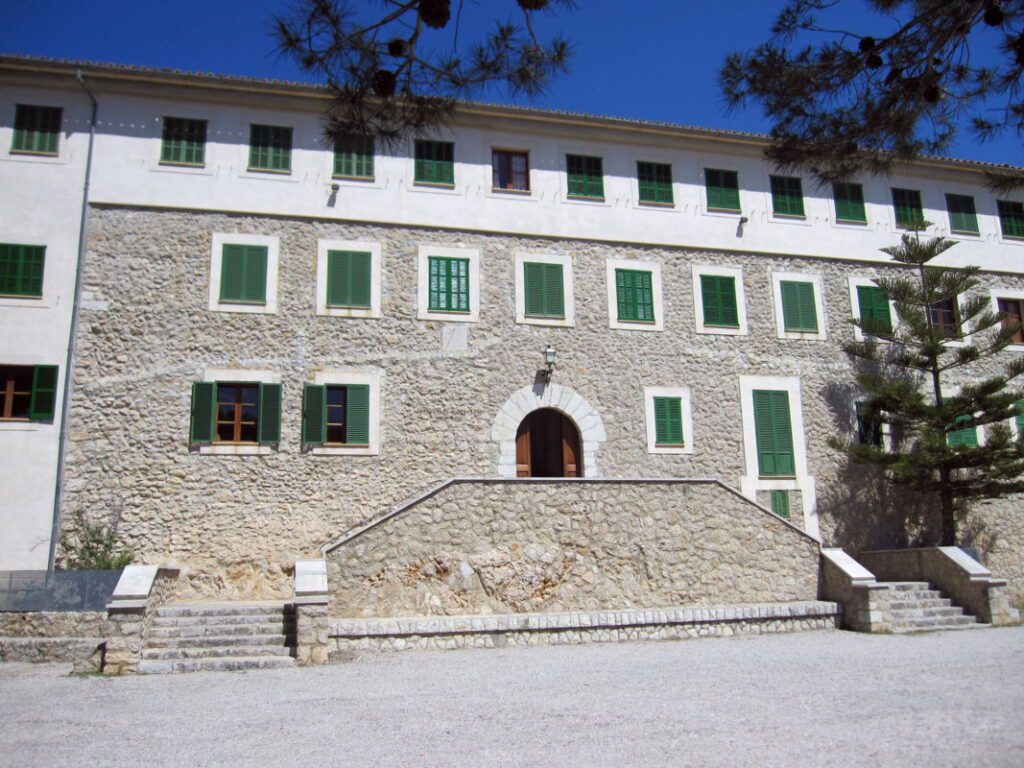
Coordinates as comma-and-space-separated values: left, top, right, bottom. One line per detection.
137, 601, 296, 674
876, 581, 987, 633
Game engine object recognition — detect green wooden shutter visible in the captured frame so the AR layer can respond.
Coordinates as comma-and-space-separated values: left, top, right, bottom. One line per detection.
753, 390, 795, 476
998, 200, 1024, 239
0, 244, 45, 297
220, 245, 267, 304
833, 182, 866, 223
428, 256, 469, 312
334, 134, 374, 178
1016, 400, 1024, 440
327, 251, 372, 308
302, 384, 326, 447
780, 280, 818, 332
258, 383, 282, 446
220, 245, 245, 302
705, 168, 740, 211
523, 262, 564, 318
28, 365, 58, 422
189, 382, 215, 445
637, 161, 673, 204
12, 105, 62, 154
345, 384, 370, 445
653, 396, 684, 445
856, 402, 883, 447
770, 175, 805, 217
945, 194, 979, 234
857, 285, 892, 335
947, 415, 978, 448
161, 118, 206, 165
567, 155, 604, 198
700, 274, 739, 327
616, 269, 653, 322
243, 247, 268, 304
414, 140, 454, 185
770, 490, 791, 518
892, 188, 924, 229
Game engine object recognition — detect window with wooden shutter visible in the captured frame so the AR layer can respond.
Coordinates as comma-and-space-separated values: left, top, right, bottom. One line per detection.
566, 154, 604, 199
333, 133, 374, 179
753, 389, 795, 477
833, 182, 866, 223
704, 168, 740, 212
326, 250, 372, 308
780, 280, 818, 333
193, 380, 280, 448
700, 274, 739, 327
998, 298, 1024, 344
28, 365, 58, 423
945, 193, 979, 234
258, 383, 282, 445
770, 490, 790, 518
947, 414, 979, 447
304, 383, 371, 446
856, 401, 883, 447
637, 161, 673, 205
189, 381, 215, 446
0, 243, 45, 297
615, 269, 654, 323
857, 285, 892, 336
219, 244, 268, 304
302, 384, 325, 447
998, 200, 1024, 239
428, 256, 470, 312
214, 383, 260, 444
653, 396, 684, 446
523, 262, 565, 318
770, 175, 805, 217
414, 140, 455, 185
892, 188, 925, 229
0, 365, 57, 422
345, 384, 370, 445
12, 104, 62, 155
248, 124, 292, 172
161, 117, 207, 166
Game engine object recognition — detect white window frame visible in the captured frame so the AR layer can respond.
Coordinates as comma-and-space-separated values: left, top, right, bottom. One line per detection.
643, 386, 693, 455
605, 258, 664, 332
691, 265, 748, 336
771, 271, 827, 341
848, 276, 897, 342
989, 288, 1024, 353
513, 251, 574, 328
315, 240, 382, 319
199, 367, 279, 456
309, 369, 382, 456
208, 233, 280, 315
738, 375, 819, 539
416, 245, 480, 323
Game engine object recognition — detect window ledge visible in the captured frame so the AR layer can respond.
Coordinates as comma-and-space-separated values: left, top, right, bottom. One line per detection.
835, 219, 868, 226
0, 420, 42, 432
772, 213, 806, 220
705, 207, 742, 216
650, 443, 691, 456
333, 174, 374, 182
0, 293, 42, 300
247, 167, 292, 175
492, 187, 532, 195
159, 161, 205, 169
639, 201, 675, 209
414, 181, 456, 189
566, 195, 606, 202
9, 149, 59, 158
309, 445, 377, 456
950, 229, 980, 237
199, 444, 275, 456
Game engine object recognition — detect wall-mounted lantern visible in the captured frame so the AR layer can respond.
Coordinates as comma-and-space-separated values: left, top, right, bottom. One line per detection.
542, 344, 556, 382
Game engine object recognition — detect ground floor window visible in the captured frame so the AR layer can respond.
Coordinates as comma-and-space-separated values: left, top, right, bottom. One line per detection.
0, 364, 57, 422
302, 383, 370, 447
190, 381, 281, 448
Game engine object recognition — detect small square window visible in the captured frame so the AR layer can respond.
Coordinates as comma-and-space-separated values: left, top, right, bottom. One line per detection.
997, 200, 1024, 240
248, 124, 292, 173
566, 154, 604, 199
833, 182, 866, 224
428, 256, 470, 313
892, 188, 925, 229
770, 489, 791, 518
12, 104, 62, 155
326, 250, 372, 309
770, 175, 805, 218
334, 133, 374, 179
219, 244, 268, 305
945, 193, 979, 235
700, 274, 739, 328
0, 364, 57, 422
780, 280, 818, 332
492, 149, 529, 192
644, 386, 692, 454
653, 396, 685, 446
615, 268, 655, 323
523, 261, 565, 318
161, 117, 207, 166
0, 243, 45, 298
705, 168, 740, 212
637, 161, 673, 205
414, 140, 455, 185
998, 297, 1024, 344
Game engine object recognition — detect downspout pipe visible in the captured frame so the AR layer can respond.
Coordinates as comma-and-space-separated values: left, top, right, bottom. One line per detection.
47, 69, 97, 572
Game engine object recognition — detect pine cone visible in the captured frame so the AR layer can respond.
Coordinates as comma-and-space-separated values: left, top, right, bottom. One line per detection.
518, 0, 550, 9
372, 70, 397, 97
387, 38, 407, 57
984, 2, 1005, 26
419, 0, 451, 29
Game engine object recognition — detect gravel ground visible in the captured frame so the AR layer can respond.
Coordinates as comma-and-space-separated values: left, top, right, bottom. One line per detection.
1, 626, 1022, 768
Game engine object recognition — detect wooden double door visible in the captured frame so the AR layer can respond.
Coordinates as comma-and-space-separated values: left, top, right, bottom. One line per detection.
515, 408, 582, 478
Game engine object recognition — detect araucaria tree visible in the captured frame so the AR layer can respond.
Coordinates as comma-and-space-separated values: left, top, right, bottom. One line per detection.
836, 231, 1024, 545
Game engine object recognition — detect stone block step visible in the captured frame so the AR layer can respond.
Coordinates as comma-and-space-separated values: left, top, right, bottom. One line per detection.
149, 622, 288, 639
146, 633, 289, 649
890, 607, 966, 620
156, 602, 289, 619
883, 598, 952, 610
878, 590, 944, 602
891, 614, 977, 630
142, 645, 293, 661
879, 581, 931, 591
136, 656, 296, 674
892, 622, 991, 635
152, 613, 290, 628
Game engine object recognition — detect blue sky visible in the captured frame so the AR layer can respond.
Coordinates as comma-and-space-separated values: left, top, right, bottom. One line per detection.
2, 0, 1019, 165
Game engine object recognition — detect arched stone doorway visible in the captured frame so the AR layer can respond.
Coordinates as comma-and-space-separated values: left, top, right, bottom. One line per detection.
515, 408, 582, 477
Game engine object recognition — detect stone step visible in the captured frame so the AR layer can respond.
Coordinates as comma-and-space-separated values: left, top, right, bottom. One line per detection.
136, 656, 296, 675
890, 607, 966, 620
882, 598, 952, 610
890, 614, 977, 630
149, 622, 288, 639
879, 581, 932, 591
146, 633, 289, 649
877, 590, 944, 602
142, 644, 293, 661
892, 622, 991, 635
156, 602, 289, 619
151, 613, 290, 628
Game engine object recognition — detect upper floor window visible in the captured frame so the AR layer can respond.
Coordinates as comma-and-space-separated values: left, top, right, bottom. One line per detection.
929, 298, 960, 337
997, 297, 1024, 344
770, 175, 805, 218
704, 168, 740, 212
248, 124, 292, 173
326, 250, 372, 309
700, 274, 740, 329
12, 104, 62, 155
752, 389, 795, 477
302, 383, 370, 447
615, 268, 655, 323
637, 161, 673, 206
414, 139, 454, 186
523, 261, 565, 319
160, 117, 207, 166
0, 365, 57, 422
833, 182, 866, 224
780, 280, 819, 333
998, 200, 1024, 240
892, 187, 924, 229
856, 285, 892, 336
189, 381, 281, 448
566, 154, 604, 199
333, 133, 374, 179
855, 402, 883, 447
428, 255, 470, 313
219, 244, 268, 305
945, 193, 979, 235
492, 149, 529, 192
0, 243, 45, 298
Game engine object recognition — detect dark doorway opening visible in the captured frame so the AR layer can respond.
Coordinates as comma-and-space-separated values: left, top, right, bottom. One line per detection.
515, 408, 582, 478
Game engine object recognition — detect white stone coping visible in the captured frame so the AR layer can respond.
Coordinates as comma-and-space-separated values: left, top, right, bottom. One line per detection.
936, 546, 993, 580
294, 559, 328, 603
319, 477, 823, 555
821, 548, 877, 584
106, 564, 180, 611
329, 601, 841, 638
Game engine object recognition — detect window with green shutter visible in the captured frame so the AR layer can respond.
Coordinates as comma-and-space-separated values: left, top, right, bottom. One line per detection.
219, 244, 268, 304
615, 269, 654, 323
567, 154, 604, 199
326, 250, 372, 308
302, 383, 370, 447
997, 200, 1024, 239
414, 139, 455, 185
856, 285, 892, 336
523, 262, 565, 318
428, 256, 469, 313
700, 274, 739, 328
753, 389, 796, 477
653, 396, 684, 446
833, 182, 866, 223
780, 280, 818, 333
0, 365, 57, 422
160, 117, 207, 166
248, 124, 292, 172
892, 188, 925, 229
945, 193, 979, 234
770, 175, 805, 217
190, 381, 280, 447
856, 401, 883, 447
0, 243, 45, 297
334, 133, 374, 179
705, 168, 740, 212
770, 490, 790, 519
947, 414, 979, 448
12, 104, 62, 155
637, 161, 673, 205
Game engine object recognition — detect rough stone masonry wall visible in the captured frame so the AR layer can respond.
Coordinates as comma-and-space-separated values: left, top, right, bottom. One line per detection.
325, 480, 821, 617
61, 206, 1024, 604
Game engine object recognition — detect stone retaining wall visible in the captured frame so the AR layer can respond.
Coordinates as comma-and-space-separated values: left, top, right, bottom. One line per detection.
325, 479, 821, 618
